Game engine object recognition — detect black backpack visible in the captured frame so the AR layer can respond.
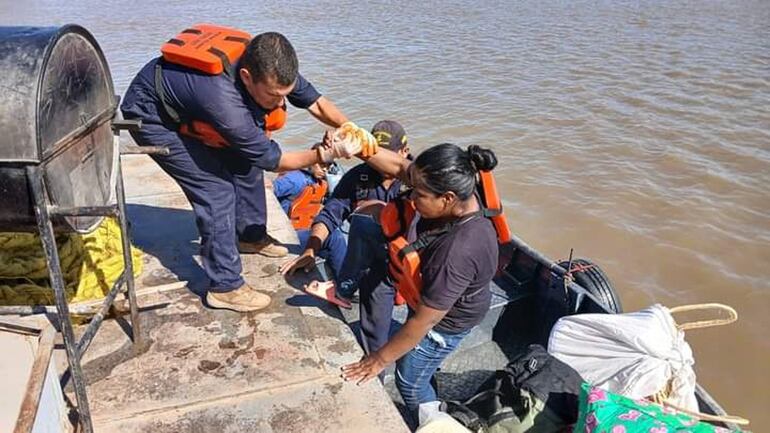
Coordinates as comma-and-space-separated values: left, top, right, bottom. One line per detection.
443, 345, 583, 433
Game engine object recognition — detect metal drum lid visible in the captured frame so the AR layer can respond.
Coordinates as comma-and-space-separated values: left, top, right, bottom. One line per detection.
0, 24, 118, 233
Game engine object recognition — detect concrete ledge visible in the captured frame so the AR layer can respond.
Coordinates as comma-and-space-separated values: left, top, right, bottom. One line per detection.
68, 154, 408, 432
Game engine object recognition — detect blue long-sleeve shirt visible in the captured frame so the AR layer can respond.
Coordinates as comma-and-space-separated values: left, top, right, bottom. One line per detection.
273, 170, 317, 214
120, 57, 321, 171
313, 163, 403, 233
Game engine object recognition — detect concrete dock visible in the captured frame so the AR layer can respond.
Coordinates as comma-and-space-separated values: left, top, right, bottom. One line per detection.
57, 154, 410, 432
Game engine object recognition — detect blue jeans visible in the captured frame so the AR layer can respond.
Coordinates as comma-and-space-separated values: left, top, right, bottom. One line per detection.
337, 214, 387, 298
395, 328, 471, 413
296, 228, 347, 281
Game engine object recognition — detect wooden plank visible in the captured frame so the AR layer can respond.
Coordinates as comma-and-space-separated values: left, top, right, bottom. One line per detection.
67, 281, 188, 315
13, 325, 56, 433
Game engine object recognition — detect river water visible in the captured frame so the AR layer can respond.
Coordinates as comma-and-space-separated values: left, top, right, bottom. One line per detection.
1, 0, 768, 426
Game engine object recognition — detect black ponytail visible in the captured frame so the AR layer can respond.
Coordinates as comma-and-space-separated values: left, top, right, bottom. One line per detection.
413, 143, 498, 200
467, 145, 498, 172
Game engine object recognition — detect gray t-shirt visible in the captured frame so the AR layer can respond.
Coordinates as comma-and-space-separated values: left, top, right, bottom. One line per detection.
418, 214, 498, 333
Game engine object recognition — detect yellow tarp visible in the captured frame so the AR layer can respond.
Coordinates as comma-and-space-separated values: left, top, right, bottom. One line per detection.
0, 217, 142, 306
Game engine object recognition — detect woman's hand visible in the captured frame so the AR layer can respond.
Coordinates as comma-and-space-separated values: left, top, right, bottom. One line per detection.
341, 352, 388, 385
342, 306, 449, 385
279, 249, 316, 275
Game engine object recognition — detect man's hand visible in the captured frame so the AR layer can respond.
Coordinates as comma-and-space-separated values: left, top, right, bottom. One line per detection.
316, 122, 379, 162
330, 122, 363, 158
336, 123, 378, 158
322, 130, 335, 149
279, 249, 316, 275
341, 352, 388, 385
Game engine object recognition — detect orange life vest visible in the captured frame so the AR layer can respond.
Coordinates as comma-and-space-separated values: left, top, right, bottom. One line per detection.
380, 170, 511, 310
160, 24, 250, 75
477, 171, 512, 244
289, 180, 328, 230
176, 105, 287, 148
156, 24, 287, 147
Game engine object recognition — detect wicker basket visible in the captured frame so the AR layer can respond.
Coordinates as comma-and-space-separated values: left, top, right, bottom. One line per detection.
649, 303, 748, 426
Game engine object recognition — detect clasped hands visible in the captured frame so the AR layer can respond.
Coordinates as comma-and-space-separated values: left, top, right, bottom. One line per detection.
316, 121, 379, 163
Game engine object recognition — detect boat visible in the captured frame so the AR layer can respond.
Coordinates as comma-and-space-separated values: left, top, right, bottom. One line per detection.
340, 230, 741, 431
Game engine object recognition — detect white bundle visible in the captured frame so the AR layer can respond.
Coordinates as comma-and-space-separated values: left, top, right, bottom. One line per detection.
547, 304, 698, 410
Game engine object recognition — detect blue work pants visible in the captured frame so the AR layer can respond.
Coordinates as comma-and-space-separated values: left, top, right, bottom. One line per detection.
129, 126, 267, 292
296, 228, 347, 282
337, 213, 387, 298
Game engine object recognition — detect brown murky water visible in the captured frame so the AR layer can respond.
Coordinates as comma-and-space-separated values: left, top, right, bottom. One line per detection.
2, 0, 768, 426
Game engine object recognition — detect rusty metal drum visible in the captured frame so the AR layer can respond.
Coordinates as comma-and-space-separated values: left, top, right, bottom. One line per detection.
0, 24, 118, 233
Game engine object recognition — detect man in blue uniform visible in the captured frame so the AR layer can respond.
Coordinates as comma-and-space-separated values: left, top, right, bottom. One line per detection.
121, 32, 352, 312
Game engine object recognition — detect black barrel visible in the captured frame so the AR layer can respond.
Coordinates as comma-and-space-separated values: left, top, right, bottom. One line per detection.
0, 25, 117, 233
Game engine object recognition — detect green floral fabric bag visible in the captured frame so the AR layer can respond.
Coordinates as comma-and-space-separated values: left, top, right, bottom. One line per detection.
575, 383, 741, 433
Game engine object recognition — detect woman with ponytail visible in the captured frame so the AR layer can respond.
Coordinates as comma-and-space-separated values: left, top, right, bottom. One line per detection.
341, 142, 500, 419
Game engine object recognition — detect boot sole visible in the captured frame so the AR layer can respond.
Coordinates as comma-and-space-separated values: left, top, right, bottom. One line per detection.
238, 247, 289, 258
206, 293, 271, 312
251, 250, 288, 258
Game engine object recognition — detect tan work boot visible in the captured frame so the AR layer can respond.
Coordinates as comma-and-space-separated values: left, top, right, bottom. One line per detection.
238, 236, 288, 258
206, 284, 271, 312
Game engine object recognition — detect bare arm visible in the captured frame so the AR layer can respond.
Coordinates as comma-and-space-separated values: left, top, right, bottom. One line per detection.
275, 149, 324, 172
307, 96, 348, 128
304, 222, 330, 254
279, 222, 331, 275
360, 148, 412, 183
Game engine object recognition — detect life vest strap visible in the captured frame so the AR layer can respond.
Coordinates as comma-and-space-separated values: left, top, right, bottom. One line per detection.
154, 62, 183, 126
206, 46, 233, 77
224, 35, 250, 44
396, 230, 445, 261
396, 210, 483, 261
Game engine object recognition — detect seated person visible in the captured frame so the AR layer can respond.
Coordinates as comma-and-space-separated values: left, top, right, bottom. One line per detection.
280, 120, 411, 307
272, 161, 343, 215
340, 143, 502, 420
272, 161, 346, 282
